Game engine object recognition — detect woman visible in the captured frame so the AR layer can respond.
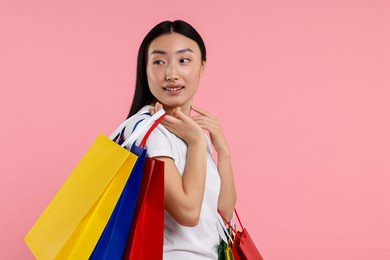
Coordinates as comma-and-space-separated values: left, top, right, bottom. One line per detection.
112, 20, 236, 259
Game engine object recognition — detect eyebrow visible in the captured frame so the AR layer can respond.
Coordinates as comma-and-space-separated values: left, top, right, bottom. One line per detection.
150, 48, 194, 55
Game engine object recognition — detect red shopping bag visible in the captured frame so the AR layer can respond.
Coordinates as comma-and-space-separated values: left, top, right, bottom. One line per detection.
219, 209, 264, 260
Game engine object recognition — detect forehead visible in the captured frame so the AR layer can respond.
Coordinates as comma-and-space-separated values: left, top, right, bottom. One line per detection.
148, 33, 200, 54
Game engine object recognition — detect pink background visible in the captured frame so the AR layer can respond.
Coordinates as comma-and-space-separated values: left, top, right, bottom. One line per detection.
1, 0, 389, 259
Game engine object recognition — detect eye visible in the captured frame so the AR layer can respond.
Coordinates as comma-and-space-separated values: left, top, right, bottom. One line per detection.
153, 60, 165, 65
180, 58, 190, 63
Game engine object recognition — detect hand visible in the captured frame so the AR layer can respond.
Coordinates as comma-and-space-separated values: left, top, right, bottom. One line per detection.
149, 102, 164, 115
191, 106, 230, 156
150, 103, 205, 144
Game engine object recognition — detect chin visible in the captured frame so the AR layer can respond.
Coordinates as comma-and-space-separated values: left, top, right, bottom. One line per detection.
160, 101, 186, 109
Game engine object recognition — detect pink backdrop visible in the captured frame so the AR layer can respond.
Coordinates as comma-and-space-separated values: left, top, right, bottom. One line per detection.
1, 0, 389, 259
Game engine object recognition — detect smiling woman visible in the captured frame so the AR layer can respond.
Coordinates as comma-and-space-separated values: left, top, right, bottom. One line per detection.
146, 33, 205, 113
109, 20, 237, 259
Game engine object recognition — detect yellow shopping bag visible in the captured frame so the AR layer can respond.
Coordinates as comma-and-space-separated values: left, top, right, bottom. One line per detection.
25, 135, 137, 259
24, 109, 165, 260
226, 239, 235, 260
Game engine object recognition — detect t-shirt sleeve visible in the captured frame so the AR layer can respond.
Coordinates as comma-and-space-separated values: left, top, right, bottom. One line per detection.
143, 125, 174, 159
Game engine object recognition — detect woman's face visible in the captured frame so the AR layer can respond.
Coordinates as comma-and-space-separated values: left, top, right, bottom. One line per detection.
146, 32, 205, 114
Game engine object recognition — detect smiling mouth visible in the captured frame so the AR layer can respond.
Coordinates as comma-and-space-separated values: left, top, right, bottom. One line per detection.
163, 86, 185, 92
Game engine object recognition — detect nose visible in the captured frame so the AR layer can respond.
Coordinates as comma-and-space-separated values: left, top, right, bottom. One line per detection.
165, 63, 179, 81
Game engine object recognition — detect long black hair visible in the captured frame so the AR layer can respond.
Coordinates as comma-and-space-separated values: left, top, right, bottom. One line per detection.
126, 20, 207, 118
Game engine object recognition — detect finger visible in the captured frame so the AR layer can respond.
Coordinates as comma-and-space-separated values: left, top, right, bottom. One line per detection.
191, 115, 213, 122
156, 102, 163, 111
149, 106, 155, 115
172, 107, 188, 120
193, 121, 211, 131
191, 106, 213, 118
163, 114, 182, 124
193, 118, 221, 135
192, 117, 212, 128
192, 116, 217, 127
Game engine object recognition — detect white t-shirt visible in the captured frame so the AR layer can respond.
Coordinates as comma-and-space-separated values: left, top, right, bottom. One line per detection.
110, 105, 221, 259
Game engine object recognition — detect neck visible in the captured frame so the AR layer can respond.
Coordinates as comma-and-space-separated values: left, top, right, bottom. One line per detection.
149, 101, 192, 116
163, 103, 191, 116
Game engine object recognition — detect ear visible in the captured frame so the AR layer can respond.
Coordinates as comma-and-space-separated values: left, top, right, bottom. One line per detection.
200, 61, 206, 77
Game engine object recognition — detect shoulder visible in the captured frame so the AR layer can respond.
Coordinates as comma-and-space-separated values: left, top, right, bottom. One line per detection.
109, 105, 156, 148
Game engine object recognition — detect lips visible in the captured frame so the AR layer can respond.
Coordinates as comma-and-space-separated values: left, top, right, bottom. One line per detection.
163, 85, 184, 92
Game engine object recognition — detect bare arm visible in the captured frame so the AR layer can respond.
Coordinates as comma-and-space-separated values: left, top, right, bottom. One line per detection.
191, 106, 237, 221
151, 104, 207, 226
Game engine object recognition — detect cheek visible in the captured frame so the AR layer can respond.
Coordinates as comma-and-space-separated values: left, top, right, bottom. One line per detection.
147, 67, 162, 83
181, 66, 202, 79
189, 69, 203, 83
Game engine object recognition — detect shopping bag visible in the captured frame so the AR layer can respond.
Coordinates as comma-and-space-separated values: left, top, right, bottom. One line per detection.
91, 112, 165, 260
218, 239, 227, 260
219, 209, 264, 260
226, 225, 236, 260
226, 245, 235, 260
124, 158, 164, 260
218, 213, 235, 260
123, 115, 165, 260
24, 109, 165, 260
24, 135, 136, 260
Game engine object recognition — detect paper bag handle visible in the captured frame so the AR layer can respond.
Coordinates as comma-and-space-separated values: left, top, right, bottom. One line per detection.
218, 209, 244, 236
121, 109, 165, 148
139, 113, 165, 148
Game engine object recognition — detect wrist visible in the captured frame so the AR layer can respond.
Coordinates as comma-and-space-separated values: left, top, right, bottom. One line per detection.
217, 149, 231, 159
187, 134, 207, 147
